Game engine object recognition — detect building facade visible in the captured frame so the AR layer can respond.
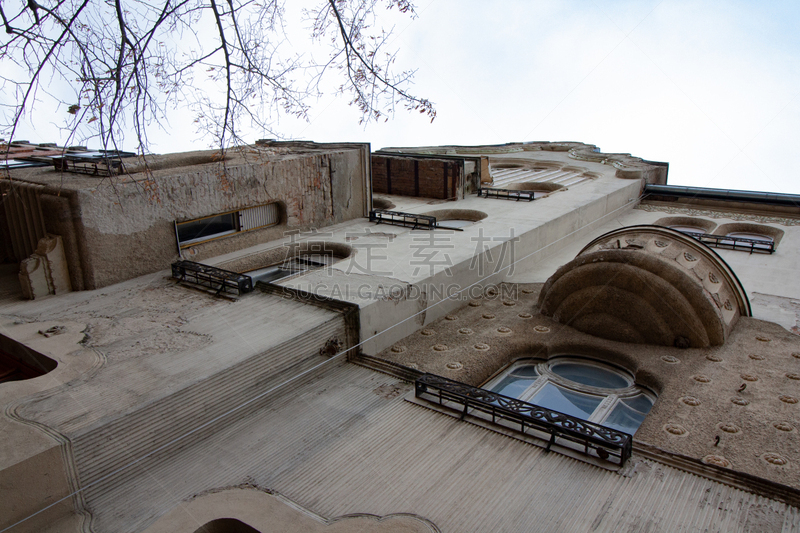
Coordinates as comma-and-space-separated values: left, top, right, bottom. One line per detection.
1, 141, 799, 532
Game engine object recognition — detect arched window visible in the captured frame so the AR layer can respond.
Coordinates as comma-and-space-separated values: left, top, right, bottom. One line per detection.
722, 231, 774, 252
668, 225, 706, 235
483, 357, 655, 435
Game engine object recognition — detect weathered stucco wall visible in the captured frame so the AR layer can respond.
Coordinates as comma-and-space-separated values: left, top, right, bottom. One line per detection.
371, 155, 462, 199
72, 147, 368, 288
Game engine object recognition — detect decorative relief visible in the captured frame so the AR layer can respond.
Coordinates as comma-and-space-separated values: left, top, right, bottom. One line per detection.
709, 272, 719, 284
787, 373, 800, 380
445, 315, 458, 321
636, 204, 800, 227
723, 300, 733, 311
665, 423, 687, 435
693, 375, 711, 383
421, 329, 435, 336
497, 326, 512, 334
731, 397, 749, 406
749, 354, 765, 361
702, 455, 731, 468
661, 355, 680, 364
681, 396, 701, 406
502, 301, 516, 307
793, 352, 800, 359
445, 362, 463, 370
763, 453, 788, 466
683, 252, 698, 262
518, 313, 533, 319
719, 423, 740, 434
780, 395, 798, 404
774, 422, 794, 432
468, 301, 482, 307
706, 354, 723, 362
390, 345, 407, 353
482, 313, 496, 320
458, 328, 473, 335
654, 240, 670, 248
521, 288, 536, 294
741, 374, 758, 382
473, 343, 490, 351
533, 325, 551, 333
756, 336, 770, 342
432, 344, 448, 352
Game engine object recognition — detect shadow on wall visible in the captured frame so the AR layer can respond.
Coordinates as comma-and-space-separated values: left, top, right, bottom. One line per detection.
193, 519, 260, 533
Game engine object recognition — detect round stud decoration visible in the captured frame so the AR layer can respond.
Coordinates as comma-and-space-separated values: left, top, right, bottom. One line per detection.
780, 395, 798, 404
521, 288, 536, 294
533, 325, 550, 333
458, 328, 473, 335
693, 375, 711, 383
787, 373, 800, 380
421, 329, 435, 336
756, 336, 770, 342
482, 313, 496, 320
702, 455, 731, 468
731, 397, 750, 406
468, 301, 481, 307
681, 396, 701, 406
749, 354, 765, 361
497, 326, 512, 334
445, 315, 457, 321
774, 422, 794, 432
432, 344, 448, 352
706, 354, 723, 362
485, 288, 498, 297
793, 352, 800, 359
445, 362, 463, 370
719, 423, 740, 434
407, 362, 418, 370
390, 345, 407, 353
661, 355, 680, 364
763, 453, 788, 466
518, 313, 533, 319
665, 423, 687, 435
503, 301, 516, 307
740, 374, 758, 382
473, 343, 490, 351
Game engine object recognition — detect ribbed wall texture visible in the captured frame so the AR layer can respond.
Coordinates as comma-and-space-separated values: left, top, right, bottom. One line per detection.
80, 363, 800, 533
491, 167, 590, 188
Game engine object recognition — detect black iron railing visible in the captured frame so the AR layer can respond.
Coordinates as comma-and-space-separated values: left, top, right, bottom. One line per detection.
415, 373, 633, 465
370, 209, 437, 229
171, 260, 253, 296
680, 231, 775, 254
477, 187, 537, 201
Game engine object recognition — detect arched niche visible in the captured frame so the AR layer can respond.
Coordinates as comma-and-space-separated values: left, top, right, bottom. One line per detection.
538, 226, 750, 348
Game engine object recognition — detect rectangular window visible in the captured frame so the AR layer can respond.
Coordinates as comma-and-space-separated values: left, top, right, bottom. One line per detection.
176, 203, 279, 248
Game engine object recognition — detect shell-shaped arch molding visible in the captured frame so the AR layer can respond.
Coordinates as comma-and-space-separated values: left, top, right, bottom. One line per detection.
538, 226, 750, 348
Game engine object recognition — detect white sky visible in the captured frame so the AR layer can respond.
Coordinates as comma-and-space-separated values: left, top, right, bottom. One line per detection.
11, 0, 800, 194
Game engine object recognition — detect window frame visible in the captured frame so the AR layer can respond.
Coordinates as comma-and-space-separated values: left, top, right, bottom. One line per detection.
483, 356, 656, 434
175, 203, 280, 249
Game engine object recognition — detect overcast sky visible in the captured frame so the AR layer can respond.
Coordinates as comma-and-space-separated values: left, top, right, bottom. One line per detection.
12, 1, 800, 194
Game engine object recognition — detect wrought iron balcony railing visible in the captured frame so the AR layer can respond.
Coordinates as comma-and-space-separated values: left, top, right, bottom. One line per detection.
171, 260, 253, 296
679, 231, 775, 254
369, 209, 437, 229
477, 187, 537, 201
415, 373, 633, 466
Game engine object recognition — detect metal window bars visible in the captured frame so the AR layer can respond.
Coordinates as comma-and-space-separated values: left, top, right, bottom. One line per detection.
171, 260, 254, 296
51, 153, 126, 176
477, 187, 537, 201
370, 209, 437, 229
679, 231, 775, 254
415, 373, 633, 466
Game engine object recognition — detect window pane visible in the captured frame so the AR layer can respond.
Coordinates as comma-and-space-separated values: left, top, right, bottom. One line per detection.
603, 402, 647, 435
489, 375, 537, 398
177, 213, 237, 243
550, 362, 629, 389
530, 383, 602, 419
622, 395, 654, 414
509, 365, 539, 378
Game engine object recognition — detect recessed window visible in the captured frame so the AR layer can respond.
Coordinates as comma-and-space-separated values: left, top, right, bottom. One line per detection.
721, 232, 774, 252
483, 357, 655, 436
176, 203, 280, 248
668, 225, 706, 235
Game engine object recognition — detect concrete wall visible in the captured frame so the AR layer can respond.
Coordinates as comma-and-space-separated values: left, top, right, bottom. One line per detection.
71, 147, 368, 289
